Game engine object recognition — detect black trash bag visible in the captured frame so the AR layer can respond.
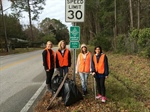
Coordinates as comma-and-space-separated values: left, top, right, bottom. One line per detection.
62, 79, 83, 106
51, 74, 63, 97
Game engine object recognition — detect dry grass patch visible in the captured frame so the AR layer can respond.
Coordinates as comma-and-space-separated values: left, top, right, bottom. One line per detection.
34, 51, 150, 112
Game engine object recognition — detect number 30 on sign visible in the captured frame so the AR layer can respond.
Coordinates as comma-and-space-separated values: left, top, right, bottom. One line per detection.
65, 0, 85, 22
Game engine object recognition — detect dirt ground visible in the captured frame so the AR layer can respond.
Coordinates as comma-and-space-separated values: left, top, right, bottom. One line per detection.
34, 53, 150, 112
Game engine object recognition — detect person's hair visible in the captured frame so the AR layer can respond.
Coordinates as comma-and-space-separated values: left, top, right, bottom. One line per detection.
94, 46, 102, 54
81, 47, 87, 53
47, 41, 52, 45
46, 41, 53, 49
58, 40, 66, 50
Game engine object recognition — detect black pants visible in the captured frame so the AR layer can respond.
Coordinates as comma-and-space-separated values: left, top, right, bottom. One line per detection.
45, 68, 54, 86
95, 77, 106, 96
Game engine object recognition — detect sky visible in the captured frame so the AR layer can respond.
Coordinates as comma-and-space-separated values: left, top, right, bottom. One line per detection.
2, 0, 72, 29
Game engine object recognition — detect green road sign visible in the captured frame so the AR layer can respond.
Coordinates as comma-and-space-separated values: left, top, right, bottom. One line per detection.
70, 41, 80, 49
70, 26, 80, 41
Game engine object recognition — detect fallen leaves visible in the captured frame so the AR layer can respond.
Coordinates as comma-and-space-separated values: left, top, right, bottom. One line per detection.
34, 53, 150, 112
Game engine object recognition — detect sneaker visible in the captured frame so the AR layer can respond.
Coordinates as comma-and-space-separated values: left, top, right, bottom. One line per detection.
96, 94, 102, 99
101, 97, 106, 103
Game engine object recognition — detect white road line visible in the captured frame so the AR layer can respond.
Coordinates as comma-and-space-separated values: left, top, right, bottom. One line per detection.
20, 81, 46, 112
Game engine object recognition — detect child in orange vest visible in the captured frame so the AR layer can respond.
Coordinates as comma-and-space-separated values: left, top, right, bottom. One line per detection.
91, 46, 109, 102
76, 44, 92, 96
42, 41, 55, 92
56, 40, 71, 77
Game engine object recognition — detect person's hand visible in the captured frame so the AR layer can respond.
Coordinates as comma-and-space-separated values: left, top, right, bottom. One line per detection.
90, 69, 92, 72
92, 72, 95, 76
46, 69, 49, 71
105, 76, 108, 79
54, 68, 58, 72
54, 68, 59, 74
75, 71, 78, 74
54, 68, 59, 71
89, 72, 92, 75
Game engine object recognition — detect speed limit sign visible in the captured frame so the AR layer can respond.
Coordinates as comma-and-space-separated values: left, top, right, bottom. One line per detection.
65, 0, 85, 22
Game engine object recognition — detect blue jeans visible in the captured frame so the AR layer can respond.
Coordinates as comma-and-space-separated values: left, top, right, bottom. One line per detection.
59, 66, 68, 77
79, 72, 88, 91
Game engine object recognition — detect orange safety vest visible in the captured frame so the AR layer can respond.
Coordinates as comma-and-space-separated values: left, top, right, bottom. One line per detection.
93, 54, 105, 74
45, 48, 55, 69
78, 52, 91, 73
56, 49, 69, 67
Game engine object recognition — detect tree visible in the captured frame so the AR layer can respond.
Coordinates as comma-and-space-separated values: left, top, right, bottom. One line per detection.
40, 18, 69, 43
24, 25, 40, 41
140, 0, 150, 28
0, 14, 25, 49
137, 0, 140, 29
129, 0, 134, 28
0, 0, 9, 52
77, 0, 114, 44
10, 0, 46, 41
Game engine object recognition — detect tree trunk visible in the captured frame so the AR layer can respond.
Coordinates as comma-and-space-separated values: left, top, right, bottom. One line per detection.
0, 0, 9, 52
129, 0, 133, 28
95, 0, 100, 34
113, 0, 117, 50
114, 0, 117, 37
137, 0, 140, 29
27, 0, 34, 41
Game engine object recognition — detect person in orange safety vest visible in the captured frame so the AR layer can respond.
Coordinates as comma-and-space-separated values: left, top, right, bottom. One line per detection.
56, 40, 71, 77
76, 44, 92, 96
91, 46, 109, 103
42, 41, 55, 93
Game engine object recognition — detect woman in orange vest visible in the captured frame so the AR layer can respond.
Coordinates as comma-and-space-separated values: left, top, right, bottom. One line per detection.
91, 46, 109, 103
56, 40, 71, 77
42, 41, 55, 92
76, 44, 92, 96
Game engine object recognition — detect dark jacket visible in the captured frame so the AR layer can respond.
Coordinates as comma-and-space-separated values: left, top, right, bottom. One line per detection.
42, 49, 55, 70
56, 49, 71, 68
91, 53, 109, 78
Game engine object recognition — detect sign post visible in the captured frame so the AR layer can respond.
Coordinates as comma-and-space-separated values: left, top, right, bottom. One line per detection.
69, 26, 80, 82
65, 0, 85, 83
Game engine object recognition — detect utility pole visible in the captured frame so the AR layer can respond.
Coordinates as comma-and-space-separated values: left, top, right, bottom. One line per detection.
0, 0, 9, 52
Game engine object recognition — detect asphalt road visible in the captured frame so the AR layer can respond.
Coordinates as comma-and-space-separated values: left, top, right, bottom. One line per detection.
0, 48, 57, 112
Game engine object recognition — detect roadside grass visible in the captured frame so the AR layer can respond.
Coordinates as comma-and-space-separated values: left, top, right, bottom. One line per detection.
34, 46, 150, 112
0, 48, 42, 56
108, 52, 150, 112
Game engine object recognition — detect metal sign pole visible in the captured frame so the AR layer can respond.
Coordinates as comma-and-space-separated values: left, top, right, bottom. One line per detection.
73, 22, 76, 83
66, 0, 84, 83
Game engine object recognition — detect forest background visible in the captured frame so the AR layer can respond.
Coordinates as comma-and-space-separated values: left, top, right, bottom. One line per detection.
0, 0, 150, 58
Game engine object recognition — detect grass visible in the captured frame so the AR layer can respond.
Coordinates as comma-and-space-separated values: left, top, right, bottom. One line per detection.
0, 48, 42, 56
22, 46, 149, 112
107, 52, 150, 112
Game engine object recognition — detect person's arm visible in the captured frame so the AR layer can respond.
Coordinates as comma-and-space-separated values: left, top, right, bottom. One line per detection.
90, 52, 92, 72
75, 54, 80, 74
104, 55, 109, 76
91, 55, 96, 72
91, 55, 96, 76
56, 52, 60, 68
52, 50, 56, 68
42, 50, 48, 70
